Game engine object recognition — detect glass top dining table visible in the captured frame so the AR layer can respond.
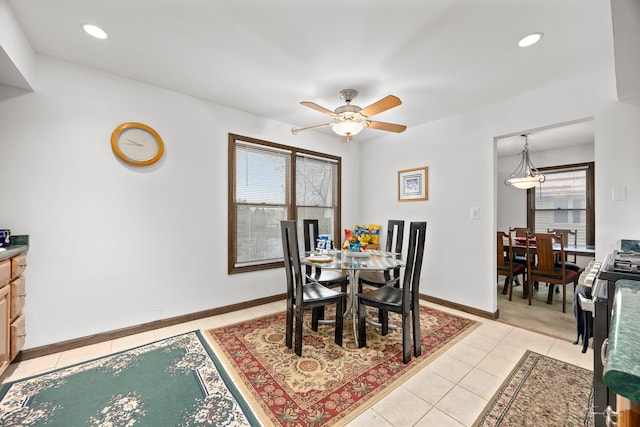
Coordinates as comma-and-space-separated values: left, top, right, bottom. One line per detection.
301, 250, 405, 344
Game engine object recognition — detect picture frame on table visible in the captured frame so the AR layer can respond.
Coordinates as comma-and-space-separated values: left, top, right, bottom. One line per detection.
398, 166, 428, 202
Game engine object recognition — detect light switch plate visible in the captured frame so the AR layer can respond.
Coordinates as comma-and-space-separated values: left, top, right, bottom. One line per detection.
471, 206, 480, 220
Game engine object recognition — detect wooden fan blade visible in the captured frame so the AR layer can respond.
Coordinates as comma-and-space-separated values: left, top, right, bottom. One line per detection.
368, 121, 407, 133
300, 101, 335, 116
291, 123, 333, 134
360, 95, 402, 117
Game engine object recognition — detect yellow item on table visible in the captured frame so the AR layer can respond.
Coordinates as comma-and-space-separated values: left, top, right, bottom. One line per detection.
368, 224, 381, 244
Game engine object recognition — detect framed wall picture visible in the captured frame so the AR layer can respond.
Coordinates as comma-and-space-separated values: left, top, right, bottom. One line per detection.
398, 166, 428, 202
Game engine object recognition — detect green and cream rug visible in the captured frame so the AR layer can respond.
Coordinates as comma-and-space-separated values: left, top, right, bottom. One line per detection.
0, 331, 259, 426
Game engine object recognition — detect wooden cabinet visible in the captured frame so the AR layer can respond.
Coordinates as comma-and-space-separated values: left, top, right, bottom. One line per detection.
0, 248, 27, 376
616, 395, 640, 427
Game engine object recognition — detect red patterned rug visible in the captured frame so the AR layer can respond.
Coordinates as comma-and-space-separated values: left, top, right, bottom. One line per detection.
204, 304, 478, 426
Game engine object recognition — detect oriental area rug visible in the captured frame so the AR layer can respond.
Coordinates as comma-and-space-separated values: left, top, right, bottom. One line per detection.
0, 331, 259, 426
473, 350, 594, 427
205, 305, 478, 426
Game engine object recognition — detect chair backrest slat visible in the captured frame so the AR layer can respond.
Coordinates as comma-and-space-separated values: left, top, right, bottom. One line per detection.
509, 227, 530, 238
402, 222, 427, 305
386, 220, 405, 253
529, 232, 564, 278
497, 231, 511, 272
281, 220, 303, 301
303, 219, 320, 277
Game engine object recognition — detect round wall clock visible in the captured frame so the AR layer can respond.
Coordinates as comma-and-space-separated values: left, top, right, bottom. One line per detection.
111, 122, 164, 166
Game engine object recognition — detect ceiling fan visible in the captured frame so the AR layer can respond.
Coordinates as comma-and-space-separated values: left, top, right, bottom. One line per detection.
291, 89, 407, 142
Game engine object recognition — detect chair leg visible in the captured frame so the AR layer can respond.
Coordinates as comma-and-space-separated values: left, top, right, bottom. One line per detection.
381, 310, 389, 335
358, 301, 367, 348
402, 309, 410, 364
508, 276, 513, 301
335, 298, 344, 346
412, 303, 421, 357
501, 276, 509, 295
295, 305, 304, 357
286, 303, 293, 349
311, 307, 320, 331
562, 284, 567, 313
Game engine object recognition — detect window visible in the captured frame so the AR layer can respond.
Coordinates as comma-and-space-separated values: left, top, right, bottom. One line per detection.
526, 162, 594, 245
228, 134, 341, 274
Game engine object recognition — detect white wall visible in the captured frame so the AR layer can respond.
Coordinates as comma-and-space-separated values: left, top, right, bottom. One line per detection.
358, 69, 617, 314
0, 56, 362, 348
595, 101, 640, 253
1, 55, 634, 350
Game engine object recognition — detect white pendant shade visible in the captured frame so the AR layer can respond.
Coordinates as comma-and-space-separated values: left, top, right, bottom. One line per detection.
504, 134, 545, 189
507, 176, 544, 189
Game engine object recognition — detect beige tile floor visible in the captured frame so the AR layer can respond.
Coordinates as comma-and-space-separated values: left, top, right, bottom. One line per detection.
1, 300, 593, 426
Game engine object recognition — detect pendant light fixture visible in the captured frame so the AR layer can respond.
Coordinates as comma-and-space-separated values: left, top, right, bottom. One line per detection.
504, 134, 545, 189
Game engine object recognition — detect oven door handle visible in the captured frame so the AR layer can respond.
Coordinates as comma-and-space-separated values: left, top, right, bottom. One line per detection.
601, 338, 609, 366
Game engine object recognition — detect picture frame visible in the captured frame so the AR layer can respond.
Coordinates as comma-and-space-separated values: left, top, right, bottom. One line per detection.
398, 166, 428, 202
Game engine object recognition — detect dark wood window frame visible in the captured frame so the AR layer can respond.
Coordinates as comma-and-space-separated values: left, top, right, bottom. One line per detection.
526, 161, 595, 245
228, 133, 342, 274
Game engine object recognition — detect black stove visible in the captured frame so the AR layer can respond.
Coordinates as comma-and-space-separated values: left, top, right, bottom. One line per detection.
591, 249, 640, 426
610, 250, 640, 273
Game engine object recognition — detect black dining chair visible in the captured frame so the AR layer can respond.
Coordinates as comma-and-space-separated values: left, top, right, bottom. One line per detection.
357, 221, 427, 364
303, 219, 348, 294
358, 220, 405, 292
281, 220, 346, 356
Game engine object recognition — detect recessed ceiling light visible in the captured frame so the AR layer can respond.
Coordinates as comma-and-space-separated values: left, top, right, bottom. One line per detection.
518, 32, 543, 47
82, 24, 108, 40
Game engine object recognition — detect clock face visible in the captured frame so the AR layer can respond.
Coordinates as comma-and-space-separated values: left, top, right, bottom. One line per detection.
111, 122, 164, 166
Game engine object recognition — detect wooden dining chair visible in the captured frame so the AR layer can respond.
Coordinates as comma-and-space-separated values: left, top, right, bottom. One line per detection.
547, 228, 579, 265
358, 220, 405, 292
497, 231, 526, 300
302, 219, 348, 294
357, 221, 427, 364
508, 227, 530, 279
525, 232, 580, 313
281, 220, 346, 356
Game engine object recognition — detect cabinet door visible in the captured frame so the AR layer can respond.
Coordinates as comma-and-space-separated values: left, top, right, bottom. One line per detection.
0, 285, 10, 375
0, 260, 9, 284
10, 314, 25, 360
11, 254, 27, 278
10, 276, 25, 320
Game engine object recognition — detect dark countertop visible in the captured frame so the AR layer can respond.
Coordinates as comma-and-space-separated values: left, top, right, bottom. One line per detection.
603, 279, 640, 402
0, 235, 29, 262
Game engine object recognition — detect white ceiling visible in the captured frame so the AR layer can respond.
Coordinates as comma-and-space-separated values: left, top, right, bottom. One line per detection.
3, 0, 615, 145
496, 119, 595, 158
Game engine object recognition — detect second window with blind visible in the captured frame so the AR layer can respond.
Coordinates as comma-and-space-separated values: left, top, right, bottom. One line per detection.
228, 134, 341, 274
526, 162, 595, 245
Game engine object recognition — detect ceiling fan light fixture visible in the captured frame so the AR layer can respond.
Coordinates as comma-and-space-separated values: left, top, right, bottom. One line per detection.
332, 120, 366, 136
505, 134, 546, 189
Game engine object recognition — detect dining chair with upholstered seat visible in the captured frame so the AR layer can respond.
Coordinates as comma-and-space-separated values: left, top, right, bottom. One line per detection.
497, 231, 527, 300
547, 228, 581, 270
303, 219, 348, 294
358, 220, 405, 293
508, 227, 530, 283
281, 220, 346, 356
357, 221, 427, 364
525, 232, 581, 313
